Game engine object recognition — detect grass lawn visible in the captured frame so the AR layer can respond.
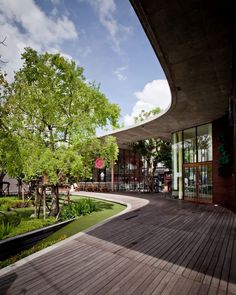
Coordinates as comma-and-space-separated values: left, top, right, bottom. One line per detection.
39, 195, 125, 244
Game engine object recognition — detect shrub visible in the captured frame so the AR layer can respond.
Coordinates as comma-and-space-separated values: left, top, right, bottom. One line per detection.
0, 211, 21, 227
0, 211, 21, 240
0, 203, 11, 211
15, 208, 34, 219
0, 222, 14, 240
5, 212, 21, 227
0, 197, 32, 211
60, 198, 97, 220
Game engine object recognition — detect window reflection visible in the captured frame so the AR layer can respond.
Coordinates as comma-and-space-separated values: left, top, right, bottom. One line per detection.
183, 128, 197, 163
197, 124, 212, 162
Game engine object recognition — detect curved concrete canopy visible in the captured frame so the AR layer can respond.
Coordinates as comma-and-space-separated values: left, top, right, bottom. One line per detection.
105, 0, 232, 148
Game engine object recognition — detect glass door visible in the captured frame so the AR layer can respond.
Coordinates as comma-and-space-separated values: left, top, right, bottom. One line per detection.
198, 164, 212, 203
183, 163, 212, 203
183, 165, 198, 202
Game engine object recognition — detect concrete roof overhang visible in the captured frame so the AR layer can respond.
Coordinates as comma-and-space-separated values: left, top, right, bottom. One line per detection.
104, 0, 232, 149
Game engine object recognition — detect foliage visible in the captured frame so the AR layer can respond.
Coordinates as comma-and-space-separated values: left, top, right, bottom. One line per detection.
134, 107, 161, 123
0, 234, 67, 269
0, 198, 55, 240
60, 198, 97, 220
0, 197, 31, 211
0, 216, 56, 240
14, 207, 34, 219
0, 210, 21, 227
100, 136, 119, 166
5, 217, 56, 239
0, 221, 14, 239
0, 72, 23, 197
132, 108, 172, 192
1, 48, 120, 215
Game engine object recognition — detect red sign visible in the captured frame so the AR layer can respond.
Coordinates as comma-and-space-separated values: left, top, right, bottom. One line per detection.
95, 158, 105, 169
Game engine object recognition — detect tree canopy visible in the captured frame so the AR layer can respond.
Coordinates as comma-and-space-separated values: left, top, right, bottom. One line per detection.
1, 48, 120, 214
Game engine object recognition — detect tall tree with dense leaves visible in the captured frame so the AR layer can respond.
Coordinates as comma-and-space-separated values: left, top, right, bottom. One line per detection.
0, 70, 24, 197
132, 108, 171, 192
5, 48, 120, 215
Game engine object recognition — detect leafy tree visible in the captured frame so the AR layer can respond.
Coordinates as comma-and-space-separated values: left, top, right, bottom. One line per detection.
132, 108, 171, 192
4, 48, 120, 215
100, 136, 119, 166
100, 136, 119, 191
0, 70, 24, 197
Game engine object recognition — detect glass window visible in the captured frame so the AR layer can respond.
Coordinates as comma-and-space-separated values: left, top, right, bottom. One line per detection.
183, 128, 197, 163
197, 124, 212, 162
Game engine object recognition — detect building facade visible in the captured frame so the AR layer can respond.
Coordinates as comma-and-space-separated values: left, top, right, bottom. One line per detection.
94, 148, 168, 192
104, 0, 236, 212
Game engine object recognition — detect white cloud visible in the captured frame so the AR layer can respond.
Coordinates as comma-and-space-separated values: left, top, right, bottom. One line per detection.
124, 79, 171, 126
114, 66, 127, 81
86, 0, 132, 52
47, 48, 74, 62
0, 0, 78, 79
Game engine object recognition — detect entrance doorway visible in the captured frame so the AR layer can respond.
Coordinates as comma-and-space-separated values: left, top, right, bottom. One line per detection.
183, 162, 212, 203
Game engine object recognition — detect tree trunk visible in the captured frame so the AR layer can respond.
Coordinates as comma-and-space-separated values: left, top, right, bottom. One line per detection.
0, 172, 6, 197
111, 162, 114, 192
17, 178, 22, 199
49, 185, 59, 217
37, 188, 42, 219
43, 187, 46, 220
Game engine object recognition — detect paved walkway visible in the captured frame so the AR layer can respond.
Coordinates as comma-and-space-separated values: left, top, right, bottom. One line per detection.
0, 192, 236, 295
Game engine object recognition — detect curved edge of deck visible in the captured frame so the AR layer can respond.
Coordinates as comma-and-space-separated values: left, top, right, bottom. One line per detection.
0, 192, 149, 277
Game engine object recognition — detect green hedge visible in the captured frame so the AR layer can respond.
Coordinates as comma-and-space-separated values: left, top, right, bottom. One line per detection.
0, 197, 32, 211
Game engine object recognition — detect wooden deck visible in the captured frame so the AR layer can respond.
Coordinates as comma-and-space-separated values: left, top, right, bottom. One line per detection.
0, 192, 236, 295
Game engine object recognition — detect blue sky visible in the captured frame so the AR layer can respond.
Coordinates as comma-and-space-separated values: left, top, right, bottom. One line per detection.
0, 0, 170, 127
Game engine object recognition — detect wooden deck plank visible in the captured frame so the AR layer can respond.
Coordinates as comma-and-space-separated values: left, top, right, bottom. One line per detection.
180, 209, 226, 278
112, 264, 154, 295
9, 248, 114, 294
0, 193, 235, 295
192, 211, 231, 282
167, 209, 216, 274
40, 252, 121, 295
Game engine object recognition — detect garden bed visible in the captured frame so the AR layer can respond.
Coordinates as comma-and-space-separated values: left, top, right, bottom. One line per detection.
0, 196, 126, 268
0, 218, 74, 260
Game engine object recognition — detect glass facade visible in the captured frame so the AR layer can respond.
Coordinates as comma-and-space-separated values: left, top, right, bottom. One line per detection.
197, 124, 212, 162
94, 148, 167, 192
103, 149, 144, 191
183, 127, 197, 163
114, 149, 144, 191
172, 123, 213, 203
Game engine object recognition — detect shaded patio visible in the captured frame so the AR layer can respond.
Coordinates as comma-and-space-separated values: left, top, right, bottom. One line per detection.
0, 192, 235, 295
